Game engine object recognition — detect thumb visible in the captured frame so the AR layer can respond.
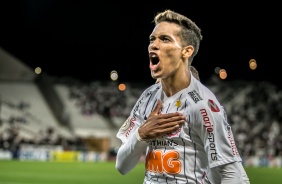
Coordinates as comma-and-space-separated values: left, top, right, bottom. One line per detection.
152, 99, 163, 115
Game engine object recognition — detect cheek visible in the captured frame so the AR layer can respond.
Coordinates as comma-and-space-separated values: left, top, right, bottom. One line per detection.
165, 47, 182, 58
161, 47, 182, 67
166, 52, 182, 66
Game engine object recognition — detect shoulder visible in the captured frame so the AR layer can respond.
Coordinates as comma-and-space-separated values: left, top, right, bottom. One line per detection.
130, 83, 161, 115
145, 83, 161, 95
187, 94, 226, 131
187, 78, 223, 118
139, 83, 160, 98
134, 83, 161, 107
188, 77, 220, 108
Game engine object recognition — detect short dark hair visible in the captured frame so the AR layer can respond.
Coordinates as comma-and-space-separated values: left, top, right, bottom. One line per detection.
190, 66, 200, 81
153, 9, 203, 64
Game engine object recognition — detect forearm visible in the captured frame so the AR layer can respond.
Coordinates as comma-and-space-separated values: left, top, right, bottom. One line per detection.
115, 128, 148, 175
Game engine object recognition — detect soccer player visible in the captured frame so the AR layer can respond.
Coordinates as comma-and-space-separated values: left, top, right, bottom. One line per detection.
115, 9, 250, 183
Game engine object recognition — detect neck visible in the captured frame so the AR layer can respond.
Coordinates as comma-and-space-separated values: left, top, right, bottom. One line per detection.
161, 70, 191, 97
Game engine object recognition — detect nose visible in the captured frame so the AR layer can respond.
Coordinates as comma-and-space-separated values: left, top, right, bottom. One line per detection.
148, 40, 159, 51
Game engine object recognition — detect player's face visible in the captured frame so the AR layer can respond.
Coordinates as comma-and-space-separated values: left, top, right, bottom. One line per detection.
148, 21, 185, 80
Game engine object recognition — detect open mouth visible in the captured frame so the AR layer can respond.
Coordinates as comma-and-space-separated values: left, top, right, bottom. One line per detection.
150, 54, 159, 65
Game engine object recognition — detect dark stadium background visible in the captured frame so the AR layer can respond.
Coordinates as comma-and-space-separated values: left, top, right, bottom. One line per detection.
0, 0, 281, 88
1, 1, 282, 184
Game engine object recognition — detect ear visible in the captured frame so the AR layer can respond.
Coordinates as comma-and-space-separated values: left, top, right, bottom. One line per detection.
182, 45, 194, 59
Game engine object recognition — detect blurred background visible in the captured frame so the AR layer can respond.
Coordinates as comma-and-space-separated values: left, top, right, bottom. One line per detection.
1, 0, 281, 87
0, 0, 282, 183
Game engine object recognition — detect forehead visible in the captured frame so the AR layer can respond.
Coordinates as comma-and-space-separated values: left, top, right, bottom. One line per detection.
150, 21, 181, 37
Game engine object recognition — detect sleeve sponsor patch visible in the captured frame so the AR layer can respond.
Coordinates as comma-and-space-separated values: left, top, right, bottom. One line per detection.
119, 117, 131, 133
188, 90, 203, 103
207, 99, 220, 112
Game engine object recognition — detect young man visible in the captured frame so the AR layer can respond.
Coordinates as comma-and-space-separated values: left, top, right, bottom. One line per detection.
115, 9, 250, 183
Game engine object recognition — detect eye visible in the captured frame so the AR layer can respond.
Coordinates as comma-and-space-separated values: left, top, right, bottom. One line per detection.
149, 37, 155, 43
161, 36, 170, 42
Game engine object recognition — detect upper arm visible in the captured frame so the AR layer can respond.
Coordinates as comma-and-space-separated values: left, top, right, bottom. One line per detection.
192, 99, 242, 168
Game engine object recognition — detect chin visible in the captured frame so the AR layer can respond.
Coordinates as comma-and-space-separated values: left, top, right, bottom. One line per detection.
151, 73, 157, 79
151, 75, 159, 80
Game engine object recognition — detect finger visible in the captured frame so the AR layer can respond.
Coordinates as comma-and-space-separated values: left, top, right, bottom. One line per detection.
158, 120, 185, 129
161, 125, 180, 134
158, 113, 185, 120
153, 125, 181, 137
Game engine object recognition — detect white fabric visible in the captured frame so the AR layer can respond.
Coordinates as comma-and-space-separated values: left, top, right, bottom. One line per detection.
207, 161, 250, 184
116, 74, 248, 183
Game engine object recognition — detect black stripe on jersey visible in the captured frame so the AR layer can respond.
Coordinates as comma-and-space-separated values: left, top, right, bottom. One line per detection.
187, 114, 198, 183
151, 99, 158, 112
173, 175, 178, 183
143, 93, 153, 115
143, 93, 155, 120
183, 114, 191, 183
165, 103, 171, 113
193, 144, 197, 183
184, 99, 188, 111
176, 93, 183, 111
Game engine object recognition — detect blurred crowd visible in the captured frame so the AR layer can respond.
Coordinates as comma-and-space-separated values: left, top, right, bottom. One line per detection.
1, 76, 282, 159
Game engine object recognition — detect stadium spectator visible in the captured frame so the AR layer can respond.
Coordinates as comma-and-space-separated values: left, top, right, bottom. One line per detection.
115, 9, 250, 183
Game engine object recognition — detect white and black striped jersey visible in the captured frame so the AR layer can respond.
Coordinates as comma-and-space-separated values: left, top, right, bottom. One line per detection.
116, 74, 242, 184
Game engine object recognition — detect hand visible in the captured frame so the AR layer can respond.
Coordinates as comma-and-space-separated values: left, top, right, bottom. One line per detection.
138, 100, 186, 140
